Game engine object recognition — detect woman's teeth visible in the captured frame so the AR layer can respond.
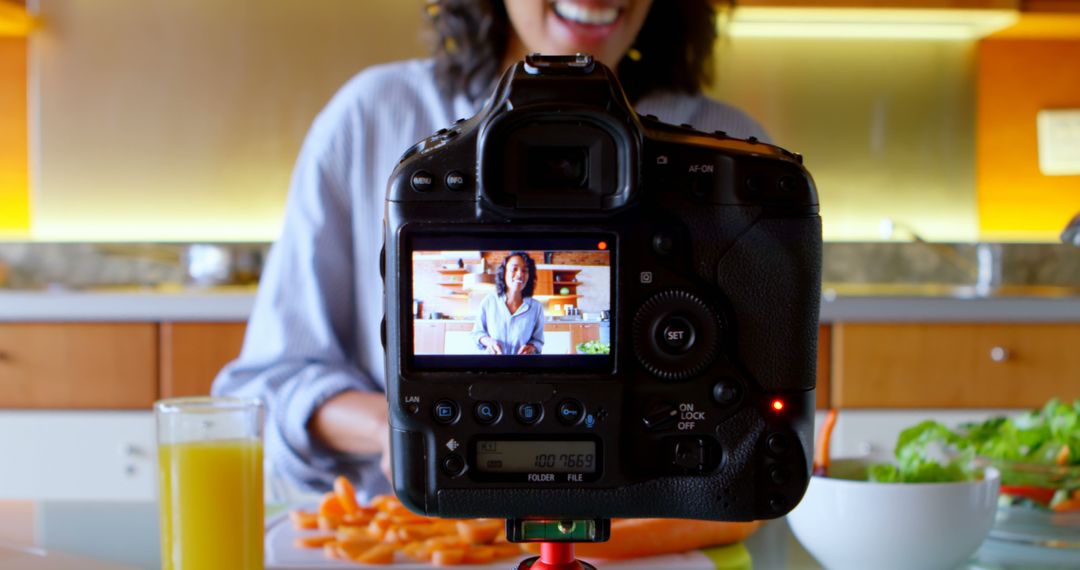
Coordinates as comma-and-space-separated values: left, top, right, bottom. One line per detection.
552, 2, 620, 26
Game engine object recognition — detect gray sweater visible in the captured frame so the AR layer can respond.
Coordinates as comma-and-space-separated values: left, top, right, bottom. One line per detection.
212, 58, 769, 500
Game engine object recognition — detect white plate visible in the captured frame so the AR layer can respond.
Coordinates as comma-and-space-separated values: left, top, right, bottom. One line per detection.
265, 512, 717, 570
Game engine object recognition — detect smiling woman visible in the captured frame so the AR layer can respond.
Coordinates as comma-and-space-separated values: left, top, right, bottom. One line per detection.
429, 0, 732, 102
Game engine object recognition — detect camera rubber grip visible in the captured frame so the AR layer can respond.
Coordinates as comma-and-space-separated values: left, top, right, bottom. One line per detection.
391, 428, 428, 515
714, 216, 822, 392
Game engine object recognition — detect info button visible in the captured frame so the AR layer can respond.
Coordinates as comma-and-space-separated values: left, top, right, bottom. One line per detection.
657, 316, 696, 354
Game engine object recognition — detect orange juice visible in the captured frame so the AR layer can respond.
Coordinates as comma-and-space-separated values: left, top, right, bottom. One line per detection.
158, 439, 263, 570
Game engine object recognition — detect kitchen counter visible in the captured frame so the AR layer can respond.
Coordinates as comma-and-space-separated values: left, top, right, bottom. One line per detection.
9, 500, 1067, 569
3, 289, 1080, 322
0, 289, 256, 322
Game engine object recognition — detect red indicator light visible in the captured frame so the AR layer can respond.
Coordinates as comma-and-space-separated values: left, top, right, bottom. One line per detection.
772, 400, 785, 412
597, 241, 608, 251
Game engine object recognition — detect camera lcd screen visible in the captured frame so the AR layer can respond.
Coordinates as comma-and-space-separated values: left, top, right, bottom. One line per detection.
475, 440, 597, 474
409, 234, 613, 370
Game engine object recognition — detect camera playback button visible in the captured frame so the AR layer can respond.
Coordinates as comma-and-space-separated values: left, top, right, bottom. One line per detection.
432, 399, 460, 425
556, 399, 585, 426
410, 170, 436, 192
473, 401, 501, 425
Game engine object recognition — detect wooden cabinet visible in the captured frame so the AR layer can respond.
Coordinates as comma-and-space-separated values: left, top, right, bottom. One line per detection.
0, 323, 157, 409
817, 325, 831, 409
535, 268, 582, 310
832, 323, 1080, 408
159, 322, 246, 398
0, 411, 156, 500
570, 322, 601, 350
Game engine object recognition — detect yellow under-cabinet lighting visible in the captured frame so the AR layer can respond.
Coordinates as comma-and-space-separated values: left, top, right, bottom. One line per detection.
0, 0, 37, 37
728, 8, 1019, 41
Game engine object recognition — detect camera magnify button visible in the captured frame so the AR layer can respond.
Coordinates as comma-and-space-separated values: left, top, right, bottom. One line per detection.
473, 401, 501, 425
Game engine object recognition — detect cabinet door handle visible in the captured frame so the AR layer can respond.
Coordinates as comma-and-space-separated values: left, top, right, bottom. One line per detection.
990, 346, 1010, 363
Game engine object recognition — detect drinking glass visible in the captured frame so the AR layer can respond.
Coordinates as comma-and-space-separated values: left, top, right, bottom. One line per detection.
155, 396, 265, 570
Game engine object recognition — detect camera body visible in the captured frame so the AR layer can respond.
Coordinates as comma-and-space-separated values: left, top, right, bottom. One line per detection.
383, 55, 821, 521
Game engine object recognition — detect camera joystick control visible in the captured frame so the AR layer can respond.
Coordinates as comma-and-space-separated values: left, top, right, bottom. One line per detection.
633, 291, 719, 380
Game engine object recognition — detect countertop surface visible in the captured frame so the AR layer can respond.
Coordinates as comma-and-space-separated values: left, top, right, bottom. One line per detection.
15, 501, 1071, 569
3, 289, 1080, 322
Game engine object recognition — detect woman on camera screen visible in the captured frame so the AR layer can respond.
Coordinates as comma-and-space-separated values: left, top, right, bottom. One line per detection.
472, 252, 545, 355
213, 0, 767, 500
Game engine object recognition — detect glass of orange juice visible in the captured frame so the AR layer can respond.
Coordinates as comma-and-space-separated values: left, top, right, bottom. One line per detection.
155, 397, 265, 570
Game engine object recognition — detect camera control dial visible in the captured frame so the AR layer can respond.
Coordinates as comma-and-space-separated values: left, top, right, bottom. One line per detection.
633, 291, 719, 380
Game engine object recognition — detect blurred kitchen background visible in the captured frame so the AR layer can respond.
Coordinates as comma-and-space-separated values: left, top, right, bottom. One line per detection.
1, 0, 1080, 560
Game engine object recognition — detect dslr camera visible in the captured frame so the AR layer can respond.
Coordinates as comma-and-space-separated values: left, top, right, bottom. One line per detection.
383, 54, 821, 525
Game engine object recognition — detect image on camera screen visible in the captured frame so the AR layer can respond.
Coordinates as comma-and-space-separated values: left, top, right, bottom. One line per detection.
409, 237, 612, 364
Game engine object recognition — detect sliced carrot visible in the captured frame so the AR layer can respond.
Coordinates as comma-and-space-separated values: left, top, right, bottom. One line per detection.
490, 543, 525, 559
355, 543, 396, 564
336, 525, 378, 545
1056, 444, 1071, 466
293, 533, 336, 549
318, 491, 345, 518
288, 509, 318, 530
813, 409, 839, 477
323, 541, 345, 560
523, 519, 761, 560
317, 514, 342, 531
462, 545, 495, 564
456, 519, 503, 544
431, 547, 467, 566
1052, 497, 1080, 513
333, 475, 361, 515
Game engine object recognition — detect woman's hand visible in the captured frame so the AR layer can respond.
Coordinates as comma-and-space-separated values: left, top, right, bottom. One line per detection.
517, 344, 538, 355
481, 336, 503, 354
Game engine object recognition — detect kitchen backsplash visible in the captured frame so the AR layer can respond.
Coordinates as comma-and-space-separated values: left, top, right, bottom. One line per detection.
2, 242, 1078, 293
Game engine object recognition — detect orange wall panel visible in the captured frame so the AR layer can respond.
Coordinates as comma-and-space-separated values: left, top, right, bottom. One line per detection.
0, 36, 29, 235
976, 37, 1080, 240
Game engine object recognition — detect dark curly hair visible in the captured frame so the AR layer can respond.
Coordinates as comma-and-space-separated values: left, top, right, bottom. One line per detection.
495, 251, 537, 298
426, 0, 734, 103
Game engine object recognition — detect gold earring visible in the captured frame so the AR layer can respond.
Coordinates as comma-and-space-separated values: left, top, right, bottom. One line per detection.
626, 47, 642, 62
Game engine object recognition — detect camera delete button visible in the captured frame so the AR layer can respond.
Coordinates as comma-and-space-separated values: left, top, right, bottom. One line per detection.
410, 170, 435, 192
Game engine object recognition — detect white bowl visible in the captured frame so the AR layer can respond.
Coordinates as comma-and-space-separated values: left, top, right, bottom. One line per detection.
787, 458, 1000, 570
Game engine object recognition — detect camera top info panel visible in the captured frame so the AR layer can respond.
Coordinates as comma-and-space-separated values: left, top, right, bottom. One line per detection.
383, 54, 821, 522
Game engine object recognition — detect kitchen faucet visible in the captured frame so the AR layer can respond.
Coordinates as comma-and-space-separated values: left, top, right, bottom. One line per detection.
1063, 212, 1080, 247
879, 218, 1001, 296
